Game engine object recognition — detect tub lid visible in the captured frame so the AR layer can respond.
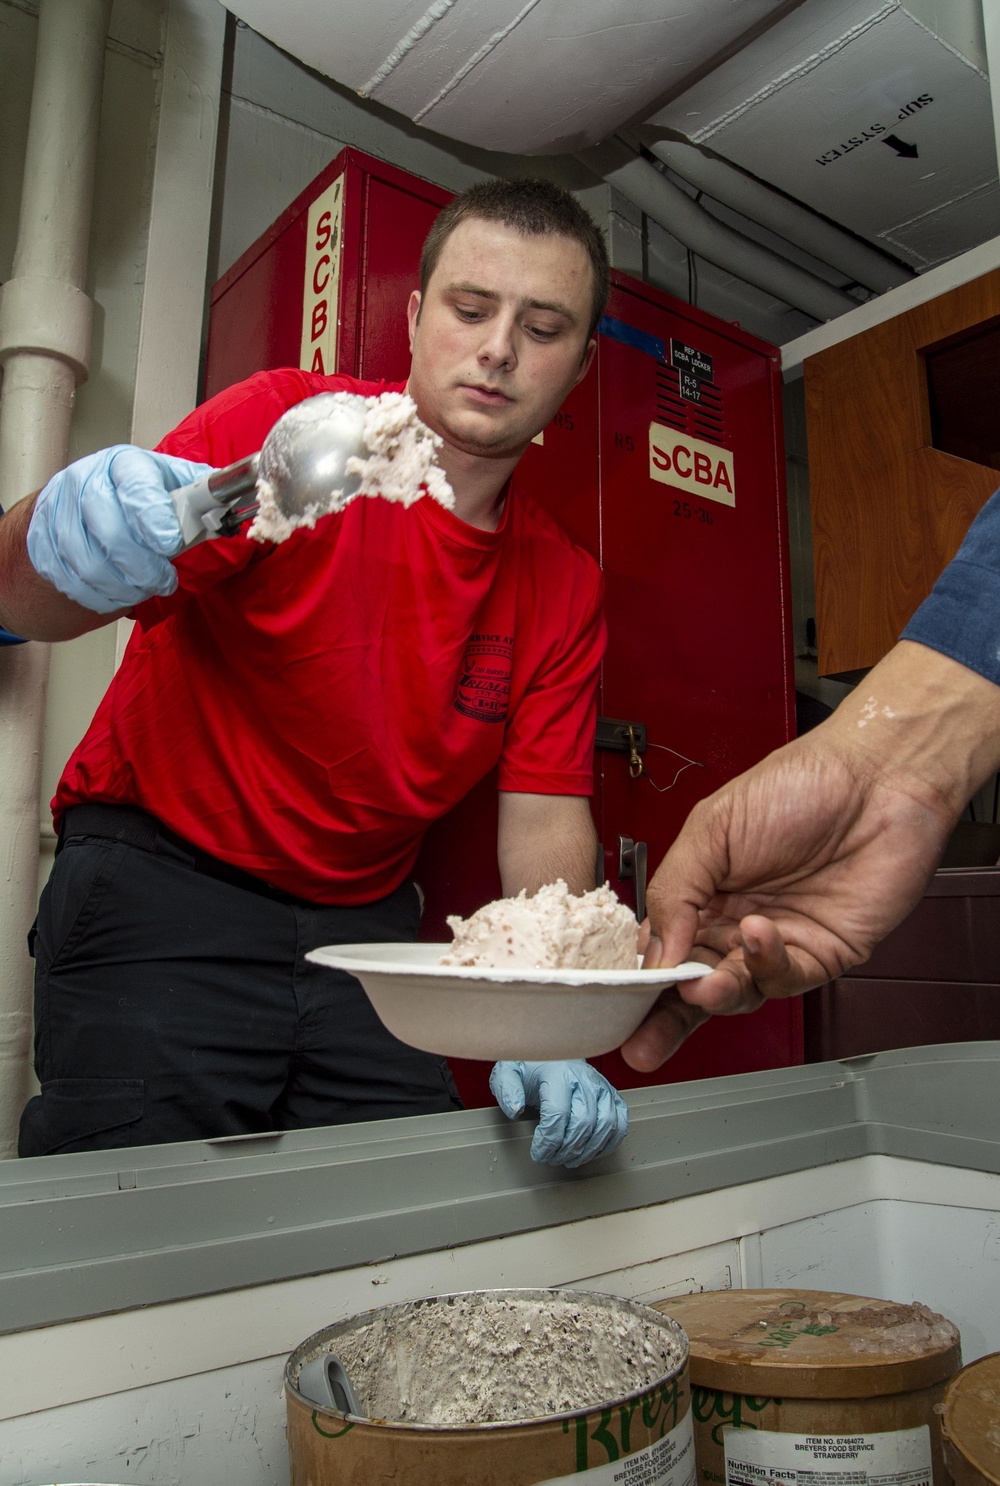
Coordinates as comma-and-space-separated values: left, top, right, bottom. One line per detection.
941, 1352, 1000, 1486
656, 1289, 960, 1399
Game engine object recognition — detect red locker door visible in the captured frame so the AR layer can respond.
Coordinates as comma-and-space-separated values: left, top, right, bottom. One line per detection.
204, 148, 451, 397
354, 174, 445, 382
590, 277, 802, 1089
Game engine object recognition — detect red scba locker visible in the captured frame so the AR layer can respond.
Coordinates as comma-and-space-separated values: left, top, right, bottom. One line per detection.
206, 147, 801, 1109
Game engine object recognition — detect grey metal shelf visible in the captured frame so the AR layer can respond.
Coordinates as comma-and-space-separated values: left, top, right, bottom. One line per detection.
2, 1043, 998, 1335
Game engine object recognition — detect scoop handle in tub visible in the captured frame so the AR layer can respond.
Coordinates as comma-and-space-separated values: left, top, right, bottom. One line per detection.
296, 1353, 363, 1416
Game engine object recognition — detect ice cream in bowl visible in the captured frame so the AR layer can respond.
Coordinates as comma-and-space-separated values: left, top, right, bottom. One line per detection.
306, 881, 708, 1061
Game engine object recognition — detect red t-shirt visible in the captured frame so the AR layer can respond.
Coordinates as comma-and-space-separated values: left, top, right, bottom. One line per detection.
54, 369, 606, 904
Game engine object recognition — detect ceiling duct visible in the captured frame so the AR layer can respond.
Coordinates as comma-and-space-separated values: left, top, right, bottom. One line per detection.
224, 0, 802, 155
583, 138, 859, 323
644, 136, 912, 294
649, 0, 997, 270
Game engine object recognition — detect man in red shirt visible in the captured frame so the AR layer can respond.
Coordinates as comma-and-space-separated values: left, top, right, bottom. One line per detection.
0, 179, 627, 1166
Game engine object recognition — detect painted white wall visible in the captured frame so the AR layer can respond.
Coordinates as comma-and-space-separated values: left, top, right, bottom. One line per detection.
0, 0, 166, 897
0, 0, 224, 915
0, 1156, 995, 1486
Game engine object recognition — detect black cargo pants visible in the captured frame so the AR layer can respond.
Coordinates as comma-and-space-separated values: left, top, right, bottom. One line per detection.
19, 806, 462, 1157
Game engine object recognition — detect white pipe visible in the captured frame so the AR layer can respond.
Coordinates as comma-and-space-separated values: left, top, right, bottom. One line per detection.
582, 138, 858, 324
646, 137, 912, 296
130, 0, 226, 449
0, 0, 112, 1157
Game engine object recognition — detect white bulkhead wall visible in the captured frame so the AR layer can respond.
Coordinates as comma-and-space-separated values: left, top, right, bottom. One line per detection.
0, 0, 224, 1155
0, 0, 116, 1155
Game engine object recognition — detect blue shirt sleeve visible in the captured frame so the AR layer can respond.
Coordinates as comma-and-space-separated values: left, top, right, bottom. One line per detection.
902, 486, 1000, 685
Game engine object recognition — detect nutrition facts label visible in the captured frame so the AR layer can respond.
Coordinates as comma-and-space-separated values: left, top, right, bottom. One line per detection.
542, 1413, 697, 1485
724, 1425, 932, 1486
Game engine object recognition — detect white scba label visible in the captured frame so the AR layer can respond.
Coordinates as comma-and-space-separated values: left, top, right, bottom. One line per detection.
648, 422, 735, 508
542, 1412, 696, 1485
300, 177, 345, 376
724, 1424, 932, 1486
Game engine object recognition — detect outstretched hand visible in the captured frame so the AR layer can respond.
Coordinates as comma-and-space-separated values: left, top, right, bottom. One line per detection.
621, 643, 1000, 1073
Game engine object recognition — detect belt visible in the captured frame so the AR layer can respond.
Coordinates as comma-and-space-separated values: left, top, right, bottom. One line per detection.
59, 803, 307, 905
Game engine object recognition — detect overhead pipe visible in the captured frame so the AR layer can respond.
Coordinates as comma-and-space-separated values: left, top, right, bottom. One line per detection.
645, 135, 912, 296
581, 137, 858, 324
0, 0, 112, 1156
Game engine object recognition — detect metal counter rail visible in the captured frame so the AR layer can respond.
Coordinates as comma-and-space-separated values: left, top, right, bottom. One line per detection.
1, 1043, 998, 1335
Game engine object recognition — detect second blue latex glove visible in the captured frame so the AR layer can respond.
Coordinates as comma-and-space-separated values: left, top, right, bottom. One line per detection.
490, 1060, 629, 1168
27, 445, 214, 613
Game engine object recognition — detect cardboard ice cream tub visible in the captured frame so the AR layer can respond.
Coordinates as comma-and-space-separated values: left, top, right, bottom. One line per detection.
659, 1288, 961, 1486
285, 1288, 695, 1485
940, 1350, 1000, 1486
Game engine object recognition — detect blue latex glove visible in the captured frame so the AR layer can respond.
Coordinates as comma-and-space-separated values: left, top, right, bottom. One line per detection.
490, 1060, 629, 1168
27, 445, 214, 613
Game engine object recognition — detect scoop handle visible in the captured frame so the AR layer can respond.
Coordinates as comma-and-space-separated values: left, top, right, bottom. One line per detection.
296, 1354, 363, 1416
170, 452, 260, 549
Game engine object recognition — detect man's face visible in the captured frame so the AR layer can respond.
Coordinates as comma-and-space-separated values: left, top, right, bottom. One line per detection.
406, 218, 597, 460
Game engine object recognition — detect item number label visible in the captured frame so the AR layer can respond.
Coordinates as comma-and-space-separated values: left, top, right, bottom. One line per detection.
725, 1425, 932, 1486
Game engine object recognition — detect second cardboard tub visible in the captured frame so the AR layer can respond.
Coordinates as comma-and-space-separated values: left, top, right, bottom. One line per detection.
659, 1288, 961, 1486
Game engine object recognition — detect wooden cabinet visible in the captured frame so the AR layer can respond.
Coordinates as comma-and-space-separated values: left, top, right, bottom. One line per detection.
804, 867, 1000, 1061
804, 270, 1000, 677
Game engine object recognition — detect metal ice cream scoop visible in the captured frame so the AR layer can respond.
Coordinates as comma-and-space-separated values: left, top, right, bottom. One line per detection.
168, 392, 370, 549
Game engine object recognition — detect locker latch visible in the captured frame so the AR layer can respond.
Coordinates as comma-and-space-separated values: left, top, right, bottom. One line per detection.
618, 836, 648, 922
596, 717, 647, 765
626, 725, 643, 780
596, 718, 648, 780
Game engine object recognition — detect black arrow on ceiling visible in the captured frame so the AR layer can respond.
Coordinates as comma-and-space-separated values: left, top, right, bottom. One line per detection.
883, 134, 919, 158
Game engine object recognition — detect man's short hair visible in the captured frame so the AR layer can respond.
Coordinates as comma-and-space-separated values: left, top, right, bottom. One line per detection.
420, 177, 610, 339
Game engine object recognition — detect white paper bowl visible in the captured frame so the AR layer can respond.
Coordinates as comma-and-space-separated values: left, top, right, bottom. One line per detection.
305, 942, 709, 1060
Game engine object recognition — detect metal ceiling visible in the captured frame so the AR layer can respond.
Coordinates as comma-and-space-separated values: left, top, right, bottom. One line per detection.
224, 0, 805, 155
648, 0, 997, 271
224, 0, 998, 279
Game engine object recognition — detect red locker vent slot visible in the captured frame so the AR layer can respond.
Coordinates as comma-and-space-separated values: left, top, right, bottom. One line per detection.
654, 365, 688, 432
691, 382, 726, 447
655, 364, 727, 448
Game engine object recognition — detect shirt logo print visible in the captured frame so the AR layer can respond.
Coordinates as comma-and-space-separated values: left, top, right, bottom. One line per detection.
454, 633, 513, 724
